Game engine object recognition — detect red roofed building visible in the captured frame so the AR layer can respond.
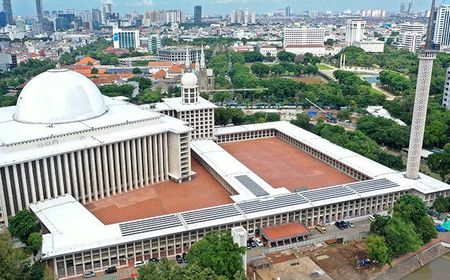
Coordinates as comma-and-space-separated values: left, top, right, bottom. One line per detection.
153, 69, 166, 80
261, 223, 310, 247
76, 56, 99, 66
148, 61, 175, 74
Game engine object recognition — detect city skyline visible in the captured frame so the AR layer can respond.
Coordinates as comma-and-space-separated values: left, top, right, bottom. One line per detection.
6, 0, 433, 17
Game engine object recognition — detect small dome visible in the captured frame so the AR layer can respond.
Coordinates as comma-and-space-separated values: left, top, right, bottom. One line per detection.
181, 72, 198, 88
14, 69, 108, 124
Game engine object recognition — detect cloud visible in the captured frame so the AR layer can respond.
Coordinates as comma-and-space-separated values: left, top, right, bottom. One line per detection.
128, 0, 154, 6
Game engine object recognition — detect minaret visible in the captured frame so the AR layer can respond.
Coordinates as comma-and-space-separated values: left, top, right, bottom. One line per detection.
184, 47, 191, 71
195, 52, 200, 72
405, 0, 437, 180
198, 45, 208, 92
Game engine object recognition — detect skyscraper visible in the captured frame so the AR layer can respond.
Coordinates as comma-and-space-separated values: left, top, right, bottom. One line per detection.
194, 5, 202, 24
2, 0, 13, 25
285, 6, 291, 17
405, 0, 437, 179
432, 4, 450, 51
36, 0, 43, 22
345, 19, 366, 46
400, 1, 406, 14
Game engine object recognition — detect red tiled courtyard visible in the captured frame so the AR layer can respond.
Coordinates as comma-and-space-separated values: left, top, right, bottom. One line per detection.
220, 137, 356, 192
85, 159, 233, 224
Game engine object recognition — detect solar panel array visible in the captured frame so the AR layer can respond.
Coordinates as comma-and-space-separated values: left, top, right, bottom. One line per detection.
237, 193, 308, 214
299, 186, 355, 202
181, 205, 242, 225
119, 215, 183, 237
235, 175, 270, 197
347, 178, 398, 194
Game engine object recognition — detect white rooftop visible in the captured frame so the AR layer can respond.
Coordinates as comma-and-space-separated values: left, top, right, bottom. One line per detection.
155, 96, 217, 112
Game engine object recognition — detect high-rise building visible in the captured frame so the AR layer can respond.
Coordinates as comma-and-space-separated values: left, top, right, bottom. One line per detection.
443, 67, 450, 110
433, 4, 450, 51
345, 19, 366, 46
194, 5, 202, 24
36, 0, 44, 23
112, 28, 140, 49
400, 1, 406, 14
148, 34, 161, 55
230, 9, 252, 25
250, 12, 256, 25
285, 6, 291, 17
283, 27, 325, 47
406, 0, 437, 179
0, 11, 6, 27
2, 0, 13, 25
407, 1, 413, 15
398, 22, 424, 53
92, 9, 101, 29
101, 3, 113, 24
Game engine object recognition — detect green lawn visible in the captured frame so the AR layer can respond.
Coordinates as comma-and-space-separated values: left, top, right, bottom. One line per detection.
317, 64, 335, 70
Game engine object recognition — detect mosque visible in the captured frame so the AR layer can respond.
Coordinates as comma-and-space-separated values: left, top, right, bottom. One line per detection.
0, 61, 449, 278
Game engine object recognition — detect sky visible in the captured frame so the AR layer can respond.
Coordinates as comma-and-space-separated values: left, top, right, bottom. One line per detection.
10, 0, 434, 17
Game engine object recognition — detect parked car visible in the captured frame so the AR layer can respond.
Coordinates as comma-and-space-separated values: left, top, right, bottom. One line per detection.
104, 266, 117, 274
254, 238, 263, 247
175, 255, 183, 264
150, 257, 159, 263
346, 221, 355, 228
134, 260, 144, 268
182, 253, 188, 263
369, 215, 375, 222
83, 271, 96, 278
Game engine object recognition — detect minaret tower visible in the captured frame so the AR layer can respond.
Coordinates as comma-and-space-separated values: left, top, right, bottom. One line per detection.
184, 47, 191, 71
405, 0, 437, 179
195, 52, 200, 72
198, 45, 208, 92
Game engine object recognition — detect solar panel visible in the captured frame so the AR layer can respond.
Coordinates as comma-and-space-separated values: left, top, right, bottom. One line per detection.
237, 193, 308, 214
119, 215, 184, 237
235, 175, 270, 197
300, 186, 355, 202
348, 178, 398, 194
181, 205, 242, 225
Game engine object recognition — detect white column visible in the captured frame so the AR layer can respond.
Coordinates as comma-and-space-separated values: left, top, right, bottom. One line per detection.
120, 142, 127, 192
49, 157, 58, 197
70, 152, 79, 200
56, 155, 65, 196
4, 167, 15, 215
19, 163, 29, 208
0, 172, 8, 224
113, 143, 121, 195
153, 135, 159, 182
126, 141, 133, 190
83, 150, 92, 203
28, 162, 37, 203
77, 151, 86, 204
136, 138, 143, 188
163, 133, 169, 180
97, 147, 105, 199
12, 165, 23, 211
89, 149, 98, 200
158, 134, 164, 181
105, 145, 113, 196
63, 154, 72, 196
131, 139, 138, 189
35, 160, 44, 201
42, 158, 51, 199
142, 137, 149, 185
406, 50, 437, 179
148, 136, 154, 184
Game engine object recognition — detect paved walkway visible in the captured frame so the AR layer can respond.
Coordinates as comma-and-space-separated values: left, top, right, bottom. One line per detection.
372, 84, 396, 101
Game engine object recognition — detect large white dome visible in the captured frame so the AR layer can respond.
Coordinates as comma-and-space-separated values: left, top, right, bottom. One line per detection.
14, 69, 108, 124
181, 72, 198, 88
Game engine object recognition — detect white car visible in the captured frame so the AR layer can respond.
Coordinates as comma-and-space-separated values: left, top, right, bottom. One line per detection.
134, 260, 144, 268
368, 215, 375, 222
254, 238, 263, 247
83, 271, 96, 278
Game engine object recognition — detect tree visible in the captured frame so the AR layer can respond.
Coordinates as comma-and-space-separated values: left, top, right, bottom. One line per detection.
384, 216, 422, 257
366, 235, 391, 266
90, 67, 98, 74
0, 231, 26, 280
27, 233, 42, 255
433, 195, 450, 213
186, 231, 246, 279
393, 194, 438, 244
369, 214, 391, 237
290, 113, 313, 131
138, 259, 225, 280
8, 210, 40, 243
277, 51, 296, 62
132, 68, 143, 74
427, 147, 450, 182
251, 62, 270, 77
138, 89, 162, 103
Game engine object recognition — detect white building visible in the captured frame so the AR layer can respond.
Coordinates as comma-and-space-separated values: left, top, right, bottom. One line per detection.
443, 67, 450, 110
257, 45, 278, 57
345, 19, 366, 46
433, 4, 450, 51
112, 28, 140, 49
284, 27, 325, 48
353, 40, 385, 53
0, 68, 195, 223
398, 22, 424, 53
